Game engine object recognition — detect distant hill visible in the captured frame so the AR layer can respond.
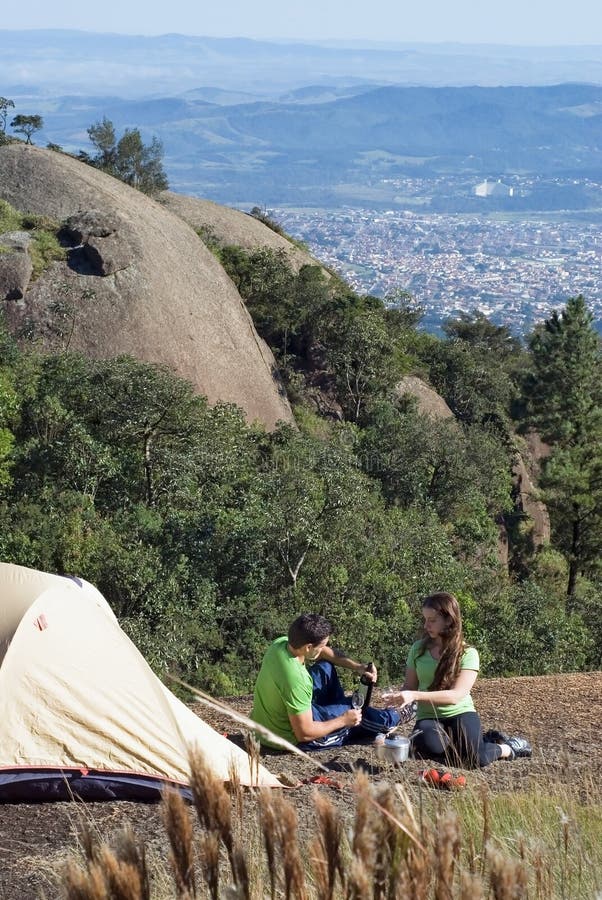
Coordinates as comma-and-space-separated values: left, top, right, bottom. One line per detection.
0, 143, 294, 429
22, 82, 602, 206
2, 31, 602, 97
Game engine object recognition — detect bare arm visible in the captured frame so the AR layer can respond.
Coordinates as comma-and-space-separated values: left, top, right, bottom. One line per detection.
288, 706, 362, 742
390, 668, 478, 708
317, 644, 377, 683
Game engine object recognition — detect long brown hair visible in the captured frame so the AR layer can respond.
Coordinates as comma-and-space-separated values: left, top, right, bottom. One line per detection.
418, 592, 467, 690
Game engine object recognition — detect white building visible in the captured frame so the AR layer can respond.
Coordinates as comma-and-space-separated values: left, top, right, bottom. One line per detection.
474, 179, 514, 198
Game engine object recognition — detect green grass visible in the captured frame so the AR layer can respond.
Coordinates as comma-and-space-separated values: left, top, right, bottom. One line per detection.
0, 199, 66, 277
418, 780, 602, 898
0, 199, 23, 232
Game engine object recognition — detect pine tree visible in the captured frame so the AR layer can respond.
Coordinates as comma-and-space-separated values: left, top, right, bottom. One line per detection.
526, 296, 602, 596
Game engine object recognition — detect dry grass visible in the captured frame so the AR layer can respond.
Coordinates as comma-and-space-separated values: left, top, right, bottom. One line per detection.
57, 750, 602, 899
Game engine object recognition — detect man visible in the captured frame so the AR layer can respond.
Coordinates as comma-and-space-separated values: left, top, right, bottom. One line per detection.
251, 613, 401, 750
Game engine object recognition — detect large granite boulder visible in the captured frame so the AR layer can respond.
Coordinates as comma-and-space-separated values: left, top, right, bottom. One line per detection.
0, 144, 292, 430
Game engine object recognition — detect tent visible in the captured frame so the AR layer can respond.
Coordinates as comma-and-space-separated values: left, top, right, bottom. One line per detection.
0, 562, 280, 801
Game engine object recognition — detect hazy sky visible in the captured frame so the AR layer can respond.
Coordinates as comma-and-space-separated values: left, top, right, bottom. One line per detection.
3, 0, 602, 45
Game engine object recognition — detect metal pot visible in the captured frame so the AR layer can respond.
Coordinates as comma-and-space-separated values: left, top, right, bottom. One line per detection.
376, 734, 410, 764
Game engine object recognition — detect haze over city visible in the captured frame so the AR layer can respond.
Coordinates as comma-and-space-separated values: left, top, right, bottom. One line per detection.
3, 0, 602, 44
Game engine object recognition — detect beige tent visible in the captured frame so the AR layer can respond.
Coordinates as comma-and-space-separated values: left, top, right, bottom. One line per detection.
0, 562, 280, 800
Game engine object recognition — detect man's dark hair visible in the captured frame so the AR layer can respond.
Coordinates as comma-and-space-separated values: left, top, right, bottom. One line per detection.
288, 614, 332, 649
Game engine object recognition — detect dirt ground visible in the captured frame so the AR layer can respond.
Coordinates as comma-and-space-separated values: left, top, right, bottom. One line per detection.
1, 672, 600, 899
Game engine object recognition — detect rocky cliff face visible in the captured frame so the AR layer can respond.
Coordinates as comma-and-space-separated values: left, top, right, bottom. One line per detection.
160, 191, 318, 271
0, 143, 293, 430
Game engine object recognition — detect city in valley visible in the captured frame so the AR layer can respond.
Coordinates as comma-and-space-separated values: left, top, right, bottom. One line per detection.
272, 206, 602, 334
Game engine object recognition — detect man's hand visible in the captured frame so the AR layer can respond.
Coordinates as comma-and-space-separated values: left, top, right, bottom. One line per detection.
343, 708, 363, 727
361, 662, 378, 683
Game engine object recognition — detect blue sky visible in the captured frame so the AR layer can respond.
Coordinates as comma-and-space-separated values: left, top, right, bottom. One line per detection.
3, 0, 602, 45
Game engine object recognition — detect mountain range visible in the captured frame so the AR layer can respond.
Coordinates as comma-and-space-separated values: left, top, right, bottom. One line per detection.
15, 83, 602, 207
2, 31, 602, 209
2, 31, 602, 97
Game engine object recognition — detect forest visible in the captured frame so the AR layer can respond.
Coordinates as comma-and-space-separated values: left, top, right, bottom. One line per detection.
1, 233, 600, 693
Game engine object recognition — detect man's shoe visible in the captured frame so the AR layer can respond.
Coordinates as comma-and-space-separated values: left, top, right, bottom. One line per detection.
398, 700, 417, 725
483, 728, 509, 744
506, 736, 532, 759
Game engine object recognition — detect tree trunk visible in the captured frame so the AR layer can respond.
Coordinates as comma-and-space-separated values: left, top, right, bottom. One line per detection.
144, 431, 154, 507
567, 512, 580, 598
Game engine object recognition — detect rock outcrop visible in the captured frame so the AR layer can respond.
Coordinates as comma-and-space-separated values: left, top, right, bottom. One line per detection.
61, 209, 142, 276
160, 191, 317, 272
396, 375, 455, 420
0, 231, 33, 301
0, 144, 293, 430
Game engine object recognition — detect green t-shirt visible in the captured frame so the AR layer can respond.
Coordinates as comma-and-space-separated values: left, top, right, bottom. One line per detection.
251, 636, 313, 746
406, 640, 479, 720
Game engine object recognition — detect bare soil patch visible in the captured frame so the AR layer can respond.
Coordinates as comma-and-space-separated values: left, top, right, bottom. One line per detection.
1, 672, 600, 899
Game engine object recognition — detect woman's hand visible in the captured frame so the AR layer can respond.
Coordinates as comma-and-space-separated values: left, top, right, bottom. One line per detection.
381, 687, 414, 707
398, 689, 416, 708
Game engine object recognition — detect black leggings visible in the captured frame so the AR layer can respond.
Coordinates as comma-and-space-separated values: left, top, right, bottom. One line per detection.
411, 712, 502, 769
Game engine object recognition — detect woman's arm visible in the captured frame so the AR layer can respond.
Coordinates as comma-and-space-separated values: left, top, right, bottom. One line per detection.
399, 668, 478, 707
402, 667, 419, 691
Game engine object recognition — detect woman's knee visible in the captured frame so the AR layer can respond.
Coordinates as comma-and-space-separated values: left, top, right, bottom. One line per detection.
413, 720, 450, 755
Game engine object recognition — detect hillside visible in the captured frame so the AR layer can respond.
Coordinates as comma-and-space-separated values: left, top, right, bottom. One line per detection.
0, 671, 600, 899
14, 81, 602, 206
0, 143, 293, 429
160, 191, 317, 270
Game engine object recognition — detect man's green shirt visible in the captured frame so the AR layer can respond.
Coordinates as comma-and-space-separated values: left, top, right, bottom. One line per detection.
251, 636, 313, 746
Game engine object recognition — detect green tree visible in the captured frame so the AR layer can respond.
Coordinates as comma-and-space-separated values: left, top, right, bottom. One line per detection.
82, 119, 168, 195
0, 97, 15, 135
525, 296, 602, 596
325, 308, 405, 422
443, 309, 522, 360
86, 116, 117, 169
115, 129, 168, 194
10, 114, 43, 144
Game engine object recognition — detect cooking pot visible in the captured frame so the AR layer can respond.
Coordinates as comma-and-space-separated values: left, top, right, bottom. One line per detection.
376, 733, 410, 764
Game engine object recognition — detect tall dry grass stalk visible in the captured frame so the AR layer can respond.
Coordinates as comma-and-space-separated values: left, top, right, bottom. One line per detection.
257, 788, 278, 900
459, 871, 484, 900
310, 791, 344, 900
245, 733, 261, 787
62, 828, 149, 900
486, 844, 529, 900
228, 758, 245, 834
60, 752, 601, 900
162, 788, 196, 898
258, 786, 307, 900
434, 810, 461, 900
479, 786, 490, 878
198, 831, 220, 900
350, 772, 375, 869
188, 748, 250, 898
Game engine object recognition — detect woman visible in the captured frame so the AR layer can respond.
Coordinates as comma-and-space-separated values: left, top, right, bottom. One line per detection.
391, 592, 531, 768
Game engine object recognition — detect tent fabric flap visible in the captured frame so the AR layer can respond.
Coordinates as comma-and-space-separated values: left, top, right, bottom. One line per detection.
0, 562, 280, 796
